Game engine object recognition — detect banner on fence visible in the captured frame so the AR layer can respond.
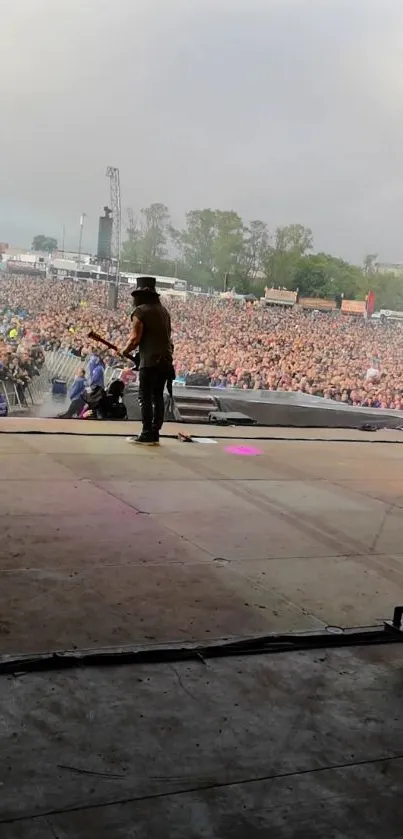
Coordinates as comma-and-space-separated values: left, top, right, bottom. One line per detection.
298, 297, 336, 311
341, 299, 366, 315
263, 288, 297, 306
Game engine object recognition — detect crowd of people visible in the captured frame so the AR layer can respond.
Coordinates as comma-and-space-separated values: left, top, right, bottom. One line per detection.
0, 311, 45, 406
1, 273, 403, 410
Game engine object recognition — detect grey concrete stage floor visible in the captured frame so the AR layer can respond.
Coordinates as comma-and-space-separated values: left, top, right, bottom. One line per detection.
1, 419, 403, 652
1, 421, 403, 836
1, 647, 403, 838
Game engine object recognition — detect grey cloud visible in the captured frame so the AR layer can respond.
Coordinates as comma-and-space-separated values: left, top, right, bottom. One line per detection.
1, 0, 403, 261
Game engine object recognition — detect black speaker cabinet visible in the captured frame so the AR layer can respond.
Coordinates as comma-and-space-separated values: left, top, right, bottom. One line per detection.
107, 283, 119, 310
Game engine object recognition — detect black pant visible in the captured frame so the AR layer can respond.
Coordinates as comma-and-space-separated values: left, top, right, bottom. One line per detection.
138, 365, 168, 436
59, 395, 85, 419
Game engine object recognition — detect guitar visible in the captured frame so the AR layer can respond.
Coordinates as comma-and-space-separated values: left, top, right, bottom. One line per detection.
87, 330, 138, 365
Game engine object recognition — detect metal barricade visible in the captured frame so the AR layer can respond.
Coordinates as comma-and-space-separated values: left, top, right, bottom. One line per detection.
45, 350, 124, 390
45, 351, 83, 388
104, 366, 124, 387
1, 380, 24, 412
24, 366, 50, 408
0, 365, 51, 413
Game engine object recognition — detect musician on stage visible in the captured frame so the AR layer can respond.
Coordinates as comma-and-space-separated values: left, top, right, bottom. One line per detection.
122, 276, 174, 446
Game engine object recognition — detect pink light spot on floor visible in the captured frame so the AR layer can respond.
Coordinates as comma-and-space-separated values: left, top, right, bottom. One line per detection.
224, 445, 264, 456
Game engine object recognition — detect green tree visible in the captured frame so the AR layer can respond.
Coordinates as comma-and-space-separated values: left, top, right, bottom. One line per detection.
274, 223, 313, 254
212, 210, 246, 290
140, 202, 170, 269
291, 253, 364, 299
171, 208, 217, 286
363, 253, 378, 275
291, 255, 330, 297
172, 209, 269, 292
32, 234, 57, 252
121, 203, 171, 274
359, 269, 403, 311
121, 204, 398, 308
235, 219, 269, 292
262, 224, 313, 288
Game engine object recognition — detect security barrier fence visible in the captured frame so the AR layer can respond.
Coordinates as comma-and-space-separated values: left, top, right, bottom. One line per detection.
0, 365, 49, 414
44, 351, 122, 388
1, 352, 125, 415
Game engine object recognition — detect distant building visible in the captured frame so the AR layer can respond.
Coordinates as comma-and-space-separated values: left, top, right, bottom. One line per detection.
376, 262, 403, 277
53, 250, 92, 264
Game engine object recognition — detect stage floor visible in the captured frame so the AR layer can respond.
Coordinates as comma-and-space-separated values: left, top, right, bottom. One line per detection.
1, 421, 403, 837
2, 646, 403, 838
1, 421, 403, 654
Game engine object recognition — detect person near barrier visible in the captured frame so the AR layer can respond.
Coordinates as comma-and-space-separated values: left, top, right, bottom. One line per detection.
0, 394, 8, 417
69, 368, 87, 400
87, 354, 105, 388
57, 360, 103, 419
122, 276, 174, 446
59, 380, 127, 421
57, 391, 89, 419
81, 379, 127, 420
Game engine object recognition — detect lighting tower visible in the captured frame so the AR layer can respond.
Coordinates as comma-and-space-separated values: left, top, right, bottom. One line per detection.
106, 166, 121, 282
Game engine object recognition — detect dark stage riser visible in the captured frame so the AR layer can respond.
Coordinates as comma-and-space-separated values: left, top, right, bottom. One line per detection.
125, 386, 403, 429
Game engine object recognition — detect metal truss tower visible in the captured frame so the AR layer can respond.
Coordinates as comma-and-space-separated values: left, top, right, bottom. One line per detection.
106, 166, 121, 279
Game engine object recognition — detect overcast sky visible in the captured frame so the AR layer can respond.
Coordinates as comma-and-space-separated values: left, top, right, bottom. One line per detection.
1, 0, 403, 262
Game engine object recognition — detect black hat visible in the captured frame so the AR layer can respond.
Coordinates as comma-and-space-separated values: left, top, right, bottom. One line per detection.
131, 276, 157, 296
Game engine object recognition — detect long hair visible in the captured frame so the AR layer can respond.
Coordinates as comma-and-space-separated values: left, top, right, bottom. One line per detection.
131, 290, 161, 308
108, 379, 125, 399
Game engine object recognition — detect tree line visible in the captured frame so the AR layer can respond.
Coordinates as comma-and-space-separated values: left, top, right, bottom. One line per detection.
32, 204, 403, 310
32, 234, 58, 253
120, 203, 403, 310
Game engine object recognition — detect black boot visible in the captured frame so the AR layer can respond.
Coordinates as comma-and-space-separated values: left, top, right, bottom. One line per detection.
128, 386, 157, 442
127, 431, 158, 446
